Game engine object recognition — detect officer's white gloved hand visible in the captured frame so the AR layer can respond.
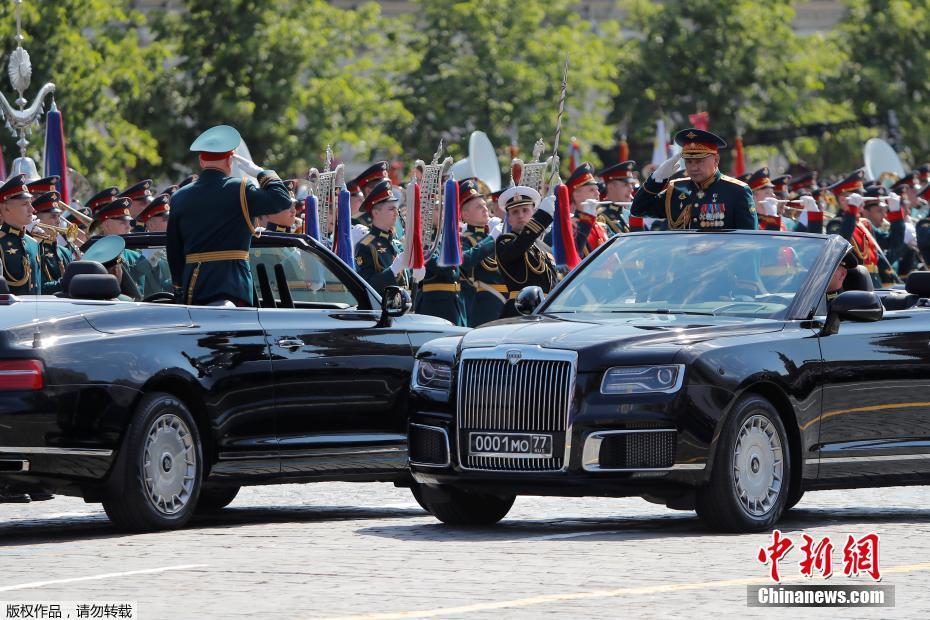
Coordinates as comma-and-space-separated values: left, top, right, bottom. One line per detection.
652, 153, 683, 183
233, 154, 263, 177
350, 224, 369, 246
760, 196, 779, 217
538, 195, 556, 216
488, 216, 502, 230
847, 193, 865, 208
888, 192, 901, 212
490, 221, 504, 240
390, 250, 407, 275
412, 267, 426, 282
579, 199, 599, 216
800, 195, 819, 212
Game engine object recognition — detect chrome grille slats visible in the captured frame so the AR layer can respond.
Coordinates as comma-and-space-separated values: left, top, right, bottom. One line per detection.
457, 347, 576, 472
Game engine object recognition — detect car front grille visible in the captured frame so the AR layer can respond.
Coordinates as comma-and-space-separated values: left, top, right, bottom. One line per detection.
457, 354, 574, 471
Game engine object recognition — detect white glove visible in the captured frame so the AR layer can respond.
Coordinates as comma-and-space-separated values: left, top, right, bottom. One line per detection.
847, 193, 864, 208
800, 195, 819, 212
412, 267, 426, 282
760, 197, 779, 217
652, 153, 682, 183
233, 154, 263, 177
887, 192, 901, 212
488, 216, 501, 230
490, 221, 503, 240
538, 195, 556, 216
579, 199, 598, 217
350, 224, 369, 246
390, 250, 407, 275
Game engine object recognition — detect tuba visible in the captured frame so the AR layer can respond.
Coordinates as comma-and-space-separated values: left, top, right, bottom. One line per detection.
449, 130, 502, 195
307, 146, 345, 247
864, 138, 906, 188
510, 138, 557, 195
415, 140, 453, 257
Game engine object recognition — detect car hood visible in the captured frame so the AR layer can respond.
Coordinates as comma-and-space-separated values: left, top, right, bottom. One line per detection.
460, 312, 784, 371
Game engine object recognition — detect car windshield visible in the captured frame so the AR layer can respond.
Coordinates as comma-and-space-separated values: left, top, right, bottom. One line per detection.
545, 233, 826, 319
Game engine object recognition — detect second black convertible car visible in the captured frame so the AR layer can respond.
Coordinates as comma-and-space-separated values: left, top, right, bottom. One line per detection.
0, 232, 465, 530
408, 230, 930, 532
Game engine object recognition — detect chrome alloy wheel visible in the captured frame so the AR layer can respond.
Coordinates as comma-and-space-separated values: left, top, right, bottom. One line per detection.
732, 414, 784, 516
141, 413, 197, 515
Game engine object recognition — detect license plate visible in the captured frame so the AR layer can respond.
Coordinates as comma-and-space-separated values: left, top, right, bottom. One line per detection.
469, 432, 552, 458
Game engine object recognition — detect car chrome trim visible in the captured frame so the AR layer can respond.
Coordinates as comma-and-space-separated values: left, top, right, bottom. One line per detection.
408, 423, 452, 468
813, 453, 930, 464
0, 459, 29, 472
0, 447, 113, 457
581, 430, 704, 472
457, 345, 577, 473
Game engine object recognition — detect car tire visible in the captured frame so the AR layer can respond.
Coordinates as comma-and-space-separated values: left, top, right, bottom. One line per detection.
409, 481, 430, 513
195, 484, 240, 512
421, 486, 515, 526
696, 394, 790, 532
785, 489, 805, 511
102, 392, 203, 531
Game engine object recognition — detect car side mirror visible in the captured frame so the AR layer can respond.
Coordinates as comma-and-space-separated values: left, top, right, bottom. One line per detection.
379, 285, 411, 326
820, 290, 884, 336
515, 286, 545, 316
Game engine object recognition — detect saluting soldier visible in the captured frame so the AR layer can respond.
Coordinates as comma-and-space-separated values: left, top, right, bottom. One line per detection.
496, 185, 557, 318
0, 175, 41, 294
119, 180, 154, 232
353, 179, 408, 295
459, 179, 505, 326
350, 161, 390, 228
827, 169, 897, 287
596, 160, 635, 235
32, 191, 72, 294
631, 128, 757, 230
167, 124, 293, 306
748, 167, 780, 231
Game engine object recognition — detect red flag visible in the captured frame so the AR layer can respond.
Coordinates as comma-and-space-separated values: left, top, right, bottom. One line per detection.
618, 135, 629, 163
732, 136, 746, 177
568, 137, 581, 172
688, 112, 709, 130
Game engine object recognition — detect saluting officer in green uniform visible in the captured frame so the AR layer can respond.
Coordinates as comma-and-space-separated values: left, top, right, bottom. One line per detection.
597, 160, 636, 236
496, 185, 558, 319
458, 178, 505, 326
119, 180, 154, 233
135, 193, 173, 296
32, 191, 72, 294
0, 175, 41, 294
354, 179, 408, 296
631, 128, 757, 230
350, 162, 389, 228
167, 124, 293, 306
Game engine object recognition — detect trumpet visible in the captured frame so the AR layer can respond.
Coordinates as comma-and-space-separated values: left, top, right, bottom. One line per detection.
32, 221, 84, 244
60, 201, 94, 227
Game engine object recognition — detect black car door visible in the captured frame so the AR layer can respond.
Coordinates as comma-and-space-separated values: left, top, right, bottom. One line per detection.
817, 308, 930, 478
253, 244, 412, 474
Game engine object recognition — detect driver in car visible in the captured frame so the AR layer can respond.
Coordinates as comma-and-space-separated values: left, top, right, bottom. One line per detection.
827, 250, 859, 303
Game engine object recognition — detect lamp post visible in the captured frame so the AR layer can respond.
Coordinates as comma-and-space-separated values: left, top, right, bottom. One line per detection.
1, 0, 55, 181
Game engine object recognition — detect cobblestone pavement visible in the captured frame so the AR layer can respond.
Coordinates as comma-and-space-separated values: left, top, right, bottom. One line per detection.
1, 483, 928, 619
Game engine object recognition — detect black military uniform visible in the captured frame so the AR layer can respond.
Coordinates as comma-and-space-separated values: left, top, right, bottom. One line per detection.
353, 179, 408, 295
167, 125, 292, 306
631, 129, 758, 230
0, 175, 40, 294
596, 160, 636, 235
32, 191, 72, 294
496, 187, 557, 318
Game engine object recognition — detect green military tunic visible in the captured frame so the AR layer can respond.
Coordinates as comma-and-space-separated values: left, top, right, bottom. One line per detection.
461, 225, 505, 327
38, 238, 73, 295
596, 202, 631, 236
167, 169, 292, 305
0, 224, 41, 294
631, 170, 758, 230
136, 249, 173, 297
354, 225, 408, 295
497, 209, 557, 319
414, 257, 467, 326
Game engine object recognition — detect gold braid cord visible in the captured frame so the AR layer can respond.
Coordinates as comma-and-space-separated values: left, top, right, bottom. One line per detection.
0, 245, 31, 288
664, 181, 691, 230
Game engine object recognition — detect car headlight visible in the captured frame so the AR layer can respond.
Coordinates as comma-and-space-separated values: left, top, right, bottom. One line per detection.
600, 365, 684, 395
412, 359, 453, 394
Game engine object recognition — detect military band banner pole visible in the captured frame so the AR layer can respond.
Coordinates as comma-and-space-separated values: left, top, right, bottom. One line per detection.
546, 56, 569, 191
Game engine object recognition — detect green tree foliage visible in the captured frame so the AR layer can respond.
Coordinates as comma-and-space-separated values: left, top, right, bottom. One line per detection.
0, 0, 169, 188
400, 0, 621, 170
831, 0, 930, 168
151, 0, 416, 180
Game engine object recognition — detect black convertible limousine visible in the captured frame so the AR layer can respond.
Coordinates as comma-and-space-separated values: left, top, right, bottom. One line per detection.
0, 232, 465, 530
408, 230, 930, 532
